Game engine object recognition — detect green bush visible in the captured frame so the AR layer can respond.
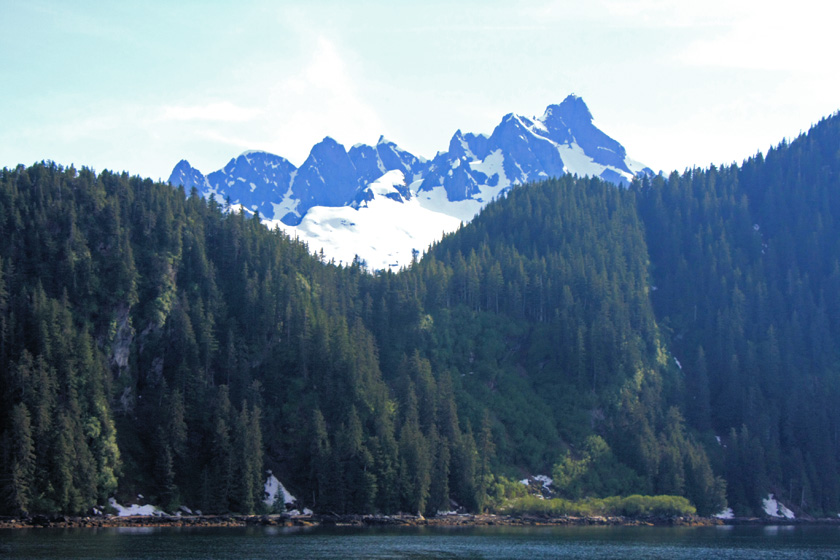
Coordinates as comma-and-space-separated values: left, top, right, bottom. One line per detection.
486, 475, 529, 509
501, 494, 696, 517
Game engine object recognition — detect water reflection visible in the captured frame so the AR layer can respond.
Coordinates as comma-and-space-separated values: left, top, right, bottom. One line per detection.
4, 524, 840, 560
114, 526, 157, 535
763, 524, 796, 536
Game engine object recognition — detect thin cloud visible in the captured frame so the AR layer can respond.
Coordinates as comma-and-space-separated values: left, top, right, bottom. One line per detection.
159, 102, 260, 123
138, 34, 387, 168
242, 34, 386, 163
678, 3, 840, 73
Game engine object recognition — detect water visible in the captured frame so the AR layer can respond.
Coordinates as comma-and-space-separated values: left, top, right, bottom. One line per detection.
2, 524, 840, 559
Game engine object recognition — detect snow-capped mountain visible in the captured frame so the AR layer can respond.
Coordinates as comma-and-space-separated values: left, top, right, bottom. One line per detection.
170, 95, 652, 268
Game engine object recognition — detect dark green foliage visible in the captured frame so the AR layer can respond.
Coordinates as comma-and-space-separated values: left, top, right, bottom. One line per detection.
1, 404, 35, 515
636, 112, 840, 515
397, 385, 431, 513
0, 161, 711, 516
426, 428, 451, 516
2, 113, 839, 518
232, 403, 264, 513
207, 387, 233, 513
552, 435, 644, 500
403, 176, 719, 514
503, 494, 696, 517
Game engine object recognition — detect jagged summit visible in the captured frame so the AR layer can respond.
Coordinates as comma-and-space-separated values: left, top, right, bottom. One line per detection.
168, 159, 209, 192
307, 137, 344, 160
294, 137, 358, 212
545, 94, 593, 124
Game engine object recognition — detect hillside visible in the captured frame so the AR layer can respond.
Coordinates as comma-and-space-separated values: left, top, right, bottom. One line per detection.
638, 112, 840, 515
1, 111, 839, 518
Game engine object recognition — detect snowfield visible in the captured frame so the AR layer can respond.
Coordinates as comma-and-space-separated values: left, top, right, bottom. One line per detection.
267, 171, 464, 270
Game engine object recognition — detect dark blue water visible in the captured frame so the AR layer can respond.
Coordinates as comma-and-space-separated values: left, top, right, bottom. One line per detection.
2, 524, 840, 559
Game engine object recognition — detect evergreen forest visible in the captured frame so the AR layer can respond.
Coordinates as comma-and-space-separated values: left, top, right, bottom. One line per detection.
2, 112, 840, 518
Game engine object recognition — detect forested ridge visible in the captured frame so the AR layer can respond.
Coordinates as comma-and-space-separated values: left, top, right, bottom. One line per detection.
1, 112, 839, 518
637, 112, 840, 515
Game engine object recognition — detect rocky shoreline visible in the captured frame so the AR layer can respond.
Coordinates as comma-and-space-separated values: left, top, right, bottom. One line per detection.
0, 512, 723, 530
4, 511, 840, 530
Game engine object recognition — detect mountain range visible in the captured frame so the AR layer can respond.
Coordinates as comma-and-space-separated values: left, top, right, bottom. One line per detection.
169, 95, 653, 269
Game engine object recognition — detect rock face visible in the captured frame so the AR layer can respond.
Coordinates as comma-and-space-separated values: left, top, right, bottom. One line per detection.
169, 159, 210, 192
169, 96, 653, 268
110, 305, 133, 374
203, 151, 297, 222
290, 137, 361, 220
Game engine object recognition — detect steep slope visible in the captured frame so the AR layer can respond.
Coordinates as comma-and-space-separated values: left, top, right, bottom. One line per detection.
348, 136, 429, 190
170, 159, 210, 192
0, 163, 494, 516
402, 176, 726, 515
205, 151, 297, 220
636, 112, 840, 516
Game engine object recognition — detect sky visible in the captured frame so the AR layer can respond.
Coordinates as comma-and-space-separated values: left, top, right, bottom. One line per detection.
2, 0, 839, 181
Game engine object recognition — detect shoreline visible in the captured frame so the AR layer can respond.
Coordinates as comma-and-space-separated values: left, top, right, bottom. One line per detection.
4, 512, 834, 530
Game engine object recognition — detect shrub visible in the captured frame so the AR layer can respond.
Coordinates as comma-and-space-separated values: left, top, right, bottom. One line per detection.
500, 494, 696, 517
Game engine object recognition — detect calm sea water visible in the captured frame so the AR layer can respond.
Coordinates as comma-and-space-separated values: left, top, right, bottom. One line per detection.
2, 524, 840, 559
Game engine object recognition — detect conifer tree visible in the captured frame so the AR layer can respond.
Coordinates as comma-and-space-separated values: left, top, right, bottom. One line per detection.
1, 403, 35, 515
209, 387, 233, 513
398, 387, 430, 513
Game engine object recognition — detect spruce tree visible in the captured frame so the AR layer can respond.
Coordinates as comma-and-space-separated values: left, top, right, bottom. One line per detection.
1, 403, 35, 515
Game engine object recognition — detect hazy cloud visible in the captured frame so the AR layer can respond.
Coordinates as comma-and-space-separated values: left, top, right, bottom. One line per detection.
678, 2, 840, 72
238, 34, 386, 163
159, 102, 260, 123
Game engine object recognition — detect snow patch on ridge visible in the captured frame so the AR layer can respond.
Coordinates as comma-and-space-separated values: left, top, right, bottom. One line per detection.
366, 171, 406, 199
108, 497, 165, 517
556, 141, 632, 183
469, 149, 511, 194
762, 494, 795, 518
264, 472, 296, 508
714, 507, 735, 519
414, 183, 483, 223
519, 474, 553, 490
534, 475, 553, 489
624, 156, 652, 176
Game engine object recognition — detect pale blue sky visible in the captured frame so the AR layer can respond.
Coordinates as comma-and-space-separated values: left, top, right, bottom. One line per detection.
2, 0, 838, 180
